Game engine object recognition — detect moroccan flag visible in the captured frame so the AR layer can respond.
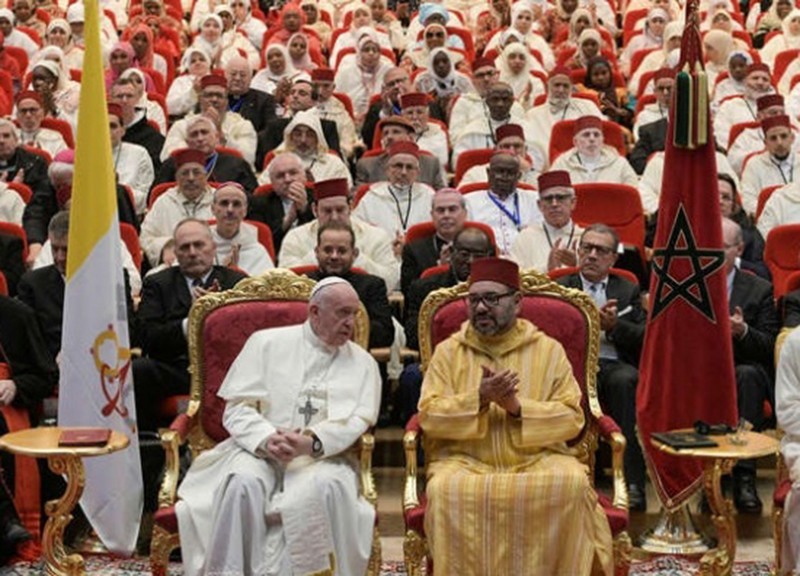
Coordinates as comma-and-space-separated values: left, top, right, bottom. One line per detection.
635, 0, 738, 509
57, 0, 143, 553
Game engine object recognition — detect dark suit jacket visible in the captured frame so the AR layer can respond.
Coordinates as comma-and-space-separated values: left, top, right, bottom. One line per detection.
124, 115, 166, 173
307, 269, 394, 349
401, 235, 442, 296
628, 118, 667, 175
246, 187, 315, 253
18, 265, 136, 358
404, 268, 459, 351
360, 100, 446, 147
729, 269, 779, 369
138, 265, 247, 368
255, 117, 341, 170
229, 89, 277, 133
557, 273, 646, 366
23, 183, 139, 246
0, 233, 25, 297
153, 151, 259, 194
0, 296, 58, 409
784, 290, 800, 328
355, 152, 445, 190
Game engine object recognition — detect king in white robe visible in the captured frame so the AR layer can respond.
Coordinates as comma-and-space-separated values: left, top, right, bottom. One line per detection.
176, 321, 381, 576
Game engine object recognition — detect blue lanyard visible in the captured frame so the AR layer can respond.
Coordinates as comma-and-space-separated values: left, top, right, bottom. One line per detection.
205, 152, 219, 175
488, 191, 521, 229
229, 96, 244, 113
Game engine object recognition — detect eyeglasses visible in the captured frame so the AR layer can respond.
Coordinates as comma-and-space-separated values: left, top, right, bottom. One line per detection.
17, 107, 40, 114
453, 246, 490, 258
539, 193, 573, 204
425, 31, 445, 38
468, 291, 517, 308
578, 242, 615, 256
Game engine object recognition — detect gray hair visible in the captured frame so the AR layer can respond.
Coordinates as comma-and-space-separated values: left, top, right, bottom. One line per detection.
267, 151, 304, 178
48, 210, 70, 238
581, 223, 620, 253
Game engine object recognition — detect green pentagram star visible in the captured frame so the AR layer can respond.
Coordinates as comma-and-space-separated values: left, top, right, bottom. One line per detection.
650, 205, 726, 323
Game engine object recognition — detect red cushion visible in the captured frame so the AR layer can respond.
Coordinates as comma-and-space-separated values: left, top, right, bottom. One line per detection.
775, 478, 792, 507
403, 494, 428, 535
153, 506, 178, 533
201, 300, 310, 442
159, 394, 190, 419
597, 492, 629, 535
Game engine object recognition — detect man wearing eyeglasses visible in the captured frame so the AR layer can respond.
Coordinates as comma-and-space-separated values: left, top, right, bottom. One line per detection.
459, 124, 541, 186
556, 223, 648, 511
418, 257, 613, 574
162, 74, 257, 167
511, 170, 583, 273
13, 91, 68, 159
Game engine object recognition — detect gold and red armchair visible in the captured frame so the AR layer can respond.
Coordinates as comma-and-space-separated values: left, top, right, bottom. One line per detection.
149, 270, 381, 576
401, 270, 632, 576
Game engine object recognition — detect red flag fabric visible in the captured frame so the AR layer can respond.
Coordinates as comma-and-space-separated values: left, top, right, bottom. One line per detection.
635, 0, 738, 509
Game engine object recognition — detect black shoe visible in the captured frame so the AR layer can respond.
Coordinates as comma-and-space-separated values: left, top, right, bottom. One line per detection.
0, 518, 32, 553
628, 483, 646, 512
733, 474, 763, 514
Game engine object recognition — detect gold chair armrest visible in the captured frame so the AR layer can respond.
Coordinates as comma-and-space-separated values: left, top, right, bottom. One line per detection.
156, 428, 185, 509
359, 433, 377, 507
403, 428, 420, 511
606, 431, 629, 510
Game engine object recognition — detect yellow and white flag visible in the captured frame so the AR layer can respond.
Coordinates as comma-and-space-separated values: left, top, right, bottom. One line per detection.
57, 0, 142, 554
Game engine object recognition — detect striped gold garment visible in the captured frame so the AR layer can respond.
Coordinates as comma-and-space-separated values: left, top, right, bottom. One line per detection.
419, 320, 613, 575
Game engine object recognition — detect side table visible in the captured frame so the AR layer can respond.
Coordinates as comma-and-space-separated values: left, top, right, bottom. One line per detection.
0, 427, 129, 576
651, 430, 779, 576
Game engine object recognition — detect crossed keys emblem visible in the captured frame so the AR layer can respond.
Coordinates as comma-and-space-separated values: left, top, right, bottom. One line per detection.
91, 324, 132, 418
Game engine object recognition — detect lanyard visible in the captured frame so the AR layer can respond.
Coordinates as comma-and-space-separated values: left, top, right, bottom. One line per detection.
205, 152, 219, 176
543, 222, 575, 248
488, 190, 521, 229
771, 156, 794, 184
229, 95, 244, 113
389, 185, 413, 231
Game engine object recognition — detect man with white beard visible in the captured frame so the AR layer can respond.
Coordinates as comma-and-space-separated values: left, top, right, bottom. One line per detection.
714, 63, 775, 150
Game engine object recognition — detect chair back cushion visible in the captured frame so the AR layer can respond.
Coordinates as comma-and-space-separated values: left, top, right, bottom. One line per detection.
199, 299, 310, 442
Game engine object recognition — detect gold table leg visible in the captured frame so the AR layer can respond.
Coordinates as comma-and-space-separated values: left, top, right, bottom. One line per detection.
42, 454, 86, 576
699, 457, 736, 576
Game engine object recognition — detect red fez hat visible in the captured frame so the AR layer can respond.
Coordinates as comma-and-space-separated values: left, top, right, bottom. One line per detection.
378, 115, 415, 132
15, 90, 42, 106
496, 123, 524, 142
388, 141, 420, 158
313, 178, 349, 202
574, 115, 603, 135
200, 73, 228, 90
538, 170, 572, 191
173, 148, 207, 167
747, 62, 771, 76
761, 114, 791, 134
757, 93, 784, 111
472, 56, 495, 72
107, 102, 124, 120
469, 257, 520, 290
399, 92, 429, 109
548, 65, 571, 80
310, 67, 334, 82
653, 67, 675, 81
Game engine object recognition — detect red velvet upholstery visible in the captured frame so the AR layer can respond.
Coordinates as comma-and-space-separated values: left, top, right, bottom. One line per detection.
775, 478, 791, 507
154, 506, 179, 532
597, 493, 627, 534
200, 300, 310, 442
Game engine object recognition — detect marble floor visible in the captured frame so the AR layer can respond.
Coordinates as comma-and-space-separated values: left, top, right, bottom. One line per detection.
373, 429, 778, 565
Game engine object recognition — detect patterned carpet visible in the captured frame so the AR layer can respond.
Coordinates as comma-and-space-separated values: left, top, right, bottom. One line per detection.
0, 556, 775, 575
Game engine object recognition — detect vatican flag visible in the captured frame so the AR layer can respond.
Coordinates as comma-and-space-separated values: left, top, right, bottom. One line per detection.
57, 0, 142, 554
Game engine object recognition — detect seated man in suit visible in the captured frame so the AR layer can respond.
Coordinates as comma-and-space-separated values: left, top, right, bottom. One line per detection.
255, 78, 341, 168
225, 55, 276, 134
400, 187, 466, 295
133, 218, 247, 432
632, 67, 674, 141
307, 221, 393, 350
175, 278, 380, 576
246, 152, 314, 254
556, 223, 648, 511
153, 116, 259, 194
419, 257, 613, 573
398, 226, 494, 424
354, 115, 445, 189
722, 217, 780, 513
279, 178, 400, 290
628, 117, 667, 176
0, 231, 24, 297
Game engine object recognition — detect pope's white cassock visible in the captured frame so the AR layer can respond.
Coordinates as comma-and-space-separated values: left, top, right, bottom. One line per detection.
777, 327, 800, 573
176, 321, 381, 576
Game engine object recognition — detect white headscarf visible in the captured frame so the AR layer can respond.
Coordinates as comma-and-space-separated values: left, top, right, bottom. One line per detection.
497, 42, 533, 97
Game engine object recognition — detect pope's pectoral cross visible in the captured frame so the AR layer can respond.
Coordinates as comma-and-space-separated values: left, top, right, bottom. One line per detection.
299, 394, 319, 426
